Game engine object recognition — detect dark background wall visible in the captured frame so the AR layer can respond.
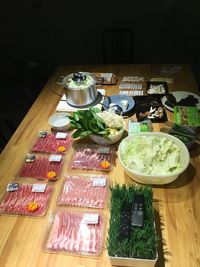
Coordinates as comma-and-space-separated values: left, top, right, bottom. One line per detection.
1, 0, 200, 77
0, 0, 200, 148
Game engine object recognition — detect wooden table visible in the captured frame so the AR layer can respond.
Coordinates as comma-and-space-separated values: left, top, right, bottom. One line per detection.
0, 64, 199, 267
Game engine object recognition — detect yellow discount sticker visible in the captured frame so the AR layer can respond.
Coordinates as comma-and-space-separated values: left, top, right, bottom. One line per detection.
100, 161, 110, 169
27, 202, 39, 212
57, 146, 66, 152
47, 171, 57, 180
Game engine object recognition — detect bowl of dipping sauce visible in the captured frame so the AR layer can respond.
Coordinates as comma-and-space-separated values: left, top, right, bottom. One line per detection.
48, 113, 70, 131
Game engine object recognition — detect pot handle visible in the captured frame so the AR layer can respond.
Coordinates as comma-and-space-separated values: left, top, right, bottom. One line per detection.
56, 75, 65, 85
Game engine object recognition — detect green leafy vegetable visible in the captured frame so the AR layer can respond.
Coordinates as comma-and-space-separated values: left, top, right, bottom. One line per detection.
69, 107, 109, 139
69, 107, 124, 140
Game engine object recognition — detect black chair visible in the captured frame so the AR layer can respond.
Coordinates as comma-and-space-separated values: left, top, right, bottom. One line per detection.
102, 28, 134, 64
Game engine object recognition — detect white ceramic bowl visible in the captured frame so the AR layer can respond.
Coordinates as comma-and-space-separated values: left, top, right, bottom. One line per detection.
89, 114, 125, 145
118, 132, 190, 184
89, 128, 125, 145
48, 113, 70, 131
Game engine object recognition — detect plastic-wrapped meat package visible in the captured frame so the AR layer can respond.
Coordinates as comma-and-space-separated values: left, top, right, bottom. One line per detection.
18, 154, 63, 180
43, 210, 105, 256
32, 133, 73, 154
70, 144, 115, 171
57, 175, 109, 208
0, 183, 53, 216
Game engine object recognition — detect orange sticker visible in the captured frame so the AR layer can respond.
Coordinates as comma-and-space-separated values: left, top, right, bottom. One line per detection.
27, 202, 38, 212
58, 146, 66, 152
47, 171, 57, 180
100, 161, 110, 169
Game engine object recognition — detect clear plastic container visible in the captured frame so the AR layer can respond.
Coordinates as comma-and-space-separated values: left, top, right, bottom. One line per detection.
31, 131, 73, 154
0, 182, 53, 216
69, 144, 115, 171
57, 174, 109, 208
43, 209, 105, 256
18, 153, 64, 181
119, 76, 145, 96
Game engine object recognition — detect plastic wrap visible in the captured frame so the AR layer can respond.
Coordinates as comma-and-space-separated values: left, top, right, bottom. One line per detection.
43, 210, 105, 256
119, 76, 145, 96
31, 131, 73, 154
0, 182, 53, 216
69, 144, 115, 171
174, 106, 200, 126
57, 174, 109, 208
18, 153, 64, 180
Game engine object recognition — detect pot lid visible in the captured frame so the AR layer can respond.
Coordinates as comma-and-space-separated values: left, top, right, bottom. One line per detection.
64, 71, 96, 90
72, 72, 87, 82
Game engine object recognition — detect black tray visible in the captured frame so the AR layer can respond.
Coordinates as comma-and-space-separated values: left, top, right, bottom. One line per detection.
134, 96, 168, 122
146, 81, 168, 98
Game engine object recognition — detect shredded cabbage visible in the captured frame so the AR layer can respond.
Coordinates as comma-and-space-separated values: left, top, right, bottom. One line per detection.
120, 136, 182, 175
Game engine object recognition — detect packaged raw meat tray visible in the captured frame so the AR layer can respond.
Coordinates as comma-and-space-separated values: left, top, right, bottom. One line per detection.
31, 131, 73, 154
0, 183, 53, 216
57, 174, 109, 208
69, 144, 115, 171
18, 153, 64, 180
43, 210, 105, 256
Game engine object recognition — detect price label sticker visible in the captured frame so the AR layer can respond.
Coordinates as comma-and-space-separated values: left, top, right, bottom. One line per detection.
83, 214, 99, 224
56, 132, 67, 139
92, 178, 106, 187
97, 147, 110, 154
25, 153, 35, 163
32, 184, 47, 193
49, 155, 62, 162
7, 183, 19, 192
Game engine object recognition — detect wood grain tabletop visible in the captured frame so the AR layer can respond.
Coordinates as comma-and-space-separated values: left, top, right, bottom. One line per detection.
0, 64, 199, 267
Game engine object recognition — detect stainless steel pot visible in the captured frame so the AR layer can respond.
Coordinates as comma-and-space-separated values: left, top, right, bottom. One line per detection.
59, 72, 98, 107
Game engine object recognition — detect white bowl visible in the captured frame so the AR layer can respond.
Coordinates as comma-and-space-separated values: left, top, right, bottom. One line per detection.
89, 119, 125, 145
118, 132, 190, 184
48, 113, 70, 131
89, 129, 124, 145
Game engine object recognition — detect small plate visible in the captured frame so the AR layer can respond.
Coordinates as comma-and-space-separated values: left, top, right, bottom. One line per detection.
162, 91, 200, 111
103, 94, 135, 116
